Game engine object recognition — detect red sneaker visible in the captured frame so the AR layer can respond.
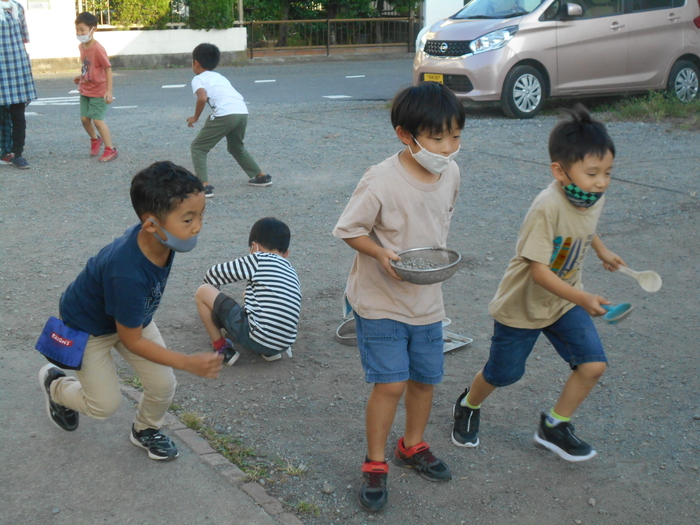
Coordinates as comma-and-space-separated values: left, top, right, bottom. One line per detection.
1, 152, 14, 164
99, 147, 118, 162
90, 137, 102, 156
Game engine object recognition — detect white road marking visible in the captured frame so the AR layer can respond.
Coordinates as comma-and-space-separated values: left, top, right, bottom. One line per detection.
112, 106, 138, 109
323, 95, 352, 99
254, 79, 276, 83
345, 75, 365, 78
31, 96, 80, 106
162, 84, 186, 88
69, 89, 79, 94
25, 112, 39, 115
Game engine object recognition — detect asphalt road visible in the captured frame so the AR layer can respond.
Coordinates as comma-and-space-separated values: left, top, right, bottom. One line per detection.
29, 57, 416, 116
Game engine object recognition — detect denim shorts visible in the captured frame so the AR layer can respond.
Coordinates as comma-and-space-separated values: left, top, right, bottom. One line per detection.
354, 312, 444, 385
212, 293, 279, 357
80, 95, 107, 121
483, 305, 607, 387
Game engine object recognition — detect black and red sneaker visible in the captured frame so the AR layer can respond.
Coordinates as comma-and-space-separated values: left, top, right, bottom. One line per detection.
358, 458, 389, 512
393, 437, 452, 482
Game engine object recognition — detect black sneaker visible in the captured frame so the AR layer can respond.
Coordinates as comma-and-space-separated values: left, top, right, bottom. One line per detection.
248, 173, 272, 187
393, 438, 451, 482
203, 184, 214, 198
452, 388, 480, 447
130, 425, 179, 461
534, 412, 597, 462
219, 339, 240, 366
358, 458, 389, 512
38, 364, 79, 431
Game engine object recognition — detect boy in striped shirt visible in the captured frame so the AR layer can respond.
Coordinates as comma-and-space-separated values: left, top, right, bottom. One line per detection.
195, 217, 301, 364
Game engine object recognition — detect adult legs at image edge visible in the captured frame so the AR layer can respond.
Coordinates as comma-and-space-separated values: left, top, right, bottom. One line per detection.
0, 105, 12, 161
191, 114, 265, 186
41, 322, 180, 460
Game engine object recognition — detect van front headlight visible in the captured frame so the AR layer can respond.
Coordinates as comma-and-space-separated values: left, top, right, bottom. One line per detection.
469, 26, 518, 55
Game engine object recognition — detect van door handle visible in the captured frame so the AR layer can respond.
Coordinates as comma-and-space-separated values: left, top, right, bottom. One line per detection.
610, 22, 625, 29
667, 13, 681, 21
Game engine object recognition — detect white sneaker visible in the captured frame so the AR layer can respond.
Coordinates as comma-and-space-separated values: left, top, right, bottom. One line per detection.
261, 353, 282, 362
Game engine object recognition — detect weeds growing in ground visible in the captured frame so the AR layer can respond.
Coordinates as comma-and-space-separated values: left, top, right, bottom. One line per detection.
181, 411, 204, 430
275, 454, 310, 476
122, 375, 142, 390
295, 500, 321, 516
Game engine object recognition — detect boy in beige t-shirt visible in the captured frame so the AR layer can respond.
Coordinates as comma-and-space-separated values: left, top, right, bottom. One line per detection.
452, 105, 625, 462
333, 82, 464, 513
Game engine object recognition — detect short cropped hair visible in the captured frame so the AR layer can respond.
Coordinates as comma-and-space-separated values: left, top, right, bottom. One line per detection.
549, 104, 615, 169
248, 217, 291, 253
192, 43, 220, 71
130, 161, 204, 222
75, 12, 98, 28
391, 82, 466, 138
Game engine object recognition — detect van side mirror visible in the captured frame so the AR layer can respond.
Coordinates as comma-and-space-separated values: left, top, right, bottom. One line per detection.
565, 3, 583, 17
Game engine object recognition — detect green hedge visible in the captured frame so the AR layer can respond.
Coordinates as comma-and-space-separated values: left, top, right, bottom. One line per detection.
115, 0, 171, 28
188, 0, 235, 30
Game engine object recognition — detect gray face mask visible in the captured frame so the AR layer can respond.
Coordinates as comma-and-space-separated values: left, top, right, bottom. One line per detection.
148, 218, 198, 253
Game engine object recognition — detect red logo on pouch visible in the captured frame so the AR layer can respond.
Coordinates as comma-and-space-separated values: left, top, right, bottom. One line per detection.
51, 332, 74, 347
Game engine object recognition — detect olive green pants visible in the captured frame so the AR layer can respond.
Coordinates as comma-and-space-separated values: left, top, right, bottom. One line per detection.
190, 113, 261, 183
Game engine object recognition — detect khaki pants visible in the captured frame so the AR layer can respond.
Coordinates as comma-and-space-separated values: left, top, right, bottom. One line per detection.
190, 113, 262, 183
50, 322, 176, 432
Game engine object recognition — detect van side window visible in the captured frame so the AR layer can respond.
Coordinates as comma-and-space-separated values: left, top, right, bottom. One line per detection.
542, 0, 561, 19
582, 0, 623, 17
631, 0, 676, 11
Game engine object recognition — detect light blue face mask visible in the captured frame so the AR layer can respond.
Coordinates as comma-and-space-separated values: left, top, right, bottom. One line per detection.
148, 218, 198, 253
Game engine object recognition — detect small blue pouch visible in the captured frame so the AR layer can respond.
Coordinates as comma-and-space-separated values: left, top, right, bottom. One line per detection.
35, 316, 89, 370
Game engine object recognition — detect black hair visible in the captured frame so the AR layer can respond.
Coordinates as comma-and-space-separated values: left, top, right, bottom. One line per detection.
75, 12, 98, 28
192, 43, 220, 71
248, 217, 291, 253
549, 104, 615, 169
130, 161, 204, 222
390, 82, 466, 138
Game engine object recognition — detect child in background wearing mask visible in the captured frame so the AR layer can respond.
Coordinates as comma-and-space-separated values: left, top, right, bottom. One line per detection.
38, 161, 223, 461
195, 217, 301, 365
74, 11, 117, 162
332, 82, 465, 513
451, 104, 624, 463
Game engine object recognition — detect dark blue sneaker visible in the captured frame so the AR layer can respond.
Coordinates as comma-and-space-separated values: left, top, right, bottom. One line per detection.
534, 412, 597, 462
219, 339, 240, 366
130, 425, 179, 461
38, 364, 79, 431
358, 458, 389, 512
12, 156, 30, 169
452, 388, 480, 447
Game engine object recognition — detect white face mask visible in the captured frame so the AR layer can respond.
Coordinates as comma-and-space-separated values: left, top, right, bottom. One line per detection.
76, 28, 93, 44
409, 137, 460, 175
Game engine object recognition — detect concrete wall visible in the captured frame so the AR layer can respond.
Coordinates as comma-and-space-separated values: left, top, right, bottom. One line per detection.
22, 0, 247, 72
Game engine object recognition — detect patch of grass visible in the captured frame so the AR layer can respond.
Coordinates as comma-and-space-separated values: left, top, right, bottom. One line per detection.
199, 428, 267, 480
541, 91, 700, 128
122, 375, 142, 390
275, 454, 310, 477
295, 500, 321, 517
180, 411, 204, 431
169, 403, 184, 412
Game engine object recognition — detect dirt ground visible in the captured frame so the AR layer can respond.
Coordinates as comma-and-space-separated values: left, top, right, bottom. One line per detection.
2, 75, 699, 524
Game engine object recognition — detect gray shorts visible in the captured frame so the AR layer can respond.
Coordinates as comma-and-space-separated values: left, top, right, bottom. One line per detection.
212, 293, 280, 357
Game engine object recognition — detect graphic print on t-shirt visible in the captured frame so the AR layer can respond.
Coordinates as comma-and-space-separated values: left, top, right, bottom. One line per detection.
144, 277, 168, 320
81, 56, 91, 82
549, 235, 593, 282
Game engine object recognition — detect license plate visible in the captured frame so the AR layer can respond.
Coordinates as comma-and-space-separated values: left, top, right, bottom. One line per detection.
423, 73, 444, 83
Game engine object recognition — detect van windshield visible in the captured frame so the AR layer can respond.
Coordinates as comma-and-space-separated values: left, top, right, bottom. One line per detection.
452, 0, 548, 19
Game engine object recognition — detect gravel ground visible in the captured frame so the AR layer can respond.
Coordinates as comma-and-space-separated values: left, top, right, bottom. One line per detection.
2, 75, 699, 525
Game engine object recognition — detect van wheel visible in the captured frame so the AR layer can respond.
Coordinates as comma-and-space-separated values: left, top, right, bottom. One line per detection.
667, 60, 699, 103
501, 65, 546, 119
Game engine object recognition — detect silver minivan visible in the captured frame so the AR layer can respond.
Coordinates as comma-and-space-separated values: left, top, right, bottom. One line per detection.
414, 0, 700, 118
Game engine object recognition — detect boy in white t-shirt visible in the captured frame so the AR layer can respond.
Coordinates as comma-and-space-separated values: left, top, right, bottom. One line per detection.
186, 43, 270, 197
452, 105, 625, 462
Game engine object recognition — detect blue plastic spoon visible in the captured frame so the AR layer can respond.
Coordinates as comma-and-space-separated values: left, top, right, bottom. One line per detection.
602, 303, 634, 324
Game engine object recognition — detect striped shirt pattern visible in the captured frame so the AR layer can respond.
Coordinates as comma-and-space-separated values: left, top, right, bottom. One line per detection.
204, 252, 301, 351
0, 3, 37, 105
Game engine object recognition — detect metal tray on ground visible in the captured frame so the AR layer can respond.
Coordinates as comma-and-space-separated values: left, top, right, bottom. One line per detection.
443, 331, 473, 354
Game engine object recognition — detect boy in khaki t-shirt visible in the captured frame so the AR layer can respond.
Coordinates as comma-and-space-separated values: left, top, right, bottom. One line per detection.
452, 105, 626, 462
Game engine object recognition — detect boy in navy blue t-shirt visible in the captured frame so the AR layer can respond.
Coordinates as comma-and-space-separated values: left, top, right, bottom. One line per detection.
38, 161, 223, 461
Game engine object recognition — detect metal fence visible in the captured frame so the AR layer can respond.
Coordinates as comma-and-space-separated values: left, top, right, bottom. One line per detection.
248, 17, 419, 58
